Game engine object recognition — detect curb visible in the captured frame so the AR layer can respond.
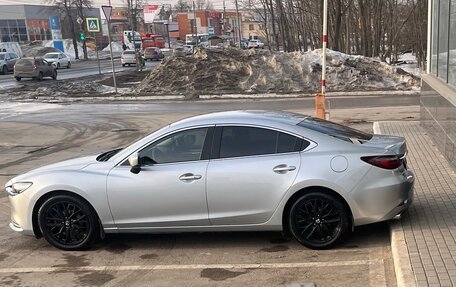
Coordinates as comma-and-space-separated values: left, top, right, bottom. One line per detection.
199, 90, 420, 100
373, 121, 417, 287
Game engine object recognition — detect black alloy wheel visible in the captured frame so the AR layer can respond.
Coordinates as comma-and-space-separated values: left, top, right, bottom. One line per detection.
38, 195, 99, 250
289, 192, 349, 249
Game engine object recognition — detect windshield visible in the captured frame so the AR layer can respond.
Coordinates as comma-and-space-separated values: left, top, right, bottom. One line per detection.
96, 148, 123, 162
44, 54, 58, 58
298, 117, 373, 143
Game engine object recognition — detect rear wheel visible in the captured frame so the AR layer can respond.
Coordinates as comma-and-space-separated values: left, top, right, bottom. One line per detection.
122, 63, 125, 67
289, 192, 349, 249
37, 72, 43, 81
15, 77, 21, 81
38, 194, 99, 250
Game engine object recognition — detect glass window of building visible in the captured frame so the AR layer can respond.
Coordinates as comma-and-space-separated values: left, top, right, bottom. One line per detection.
449, 1, 456, 87
438, 0, 450, 81
431, 0, 439, 75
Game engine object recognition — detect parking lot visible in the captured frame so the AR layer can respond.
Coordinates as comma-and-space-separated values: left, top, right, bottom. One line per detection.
0, 99, 416, 286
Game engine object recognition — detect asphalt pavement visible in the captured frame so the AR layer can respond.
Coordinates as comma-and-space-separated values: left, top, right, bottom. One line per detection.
0, 59, 160, 89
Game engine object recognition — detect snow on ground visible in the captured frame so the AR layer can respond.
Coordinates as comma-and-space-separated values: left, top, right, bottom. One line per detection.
102, 42, 124, 53
135, 48, 420, 96
0, 42, 23, 57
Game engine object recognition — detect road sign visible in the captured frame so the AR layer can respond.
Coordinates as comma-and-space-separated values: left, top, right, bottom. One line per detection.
49, 16, 61, 30
86, 18, 100, 32
76, 17, 83, 25
102, 5, 112, 21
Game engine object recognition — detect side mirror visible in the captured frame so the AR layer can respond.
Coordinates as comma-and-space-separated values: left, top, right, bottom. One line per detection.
128, 153, 141, 174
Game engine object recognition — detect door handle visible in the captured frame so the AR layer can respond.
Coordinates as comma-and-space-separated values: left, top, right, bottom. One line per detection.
273, 164, 296, 173
179, 173, 202, 181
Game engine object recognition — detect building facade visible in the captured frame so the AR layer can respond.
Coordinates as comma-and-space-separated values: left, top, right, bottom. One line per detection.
422, 0, 456, 165
0, 5, 101, 43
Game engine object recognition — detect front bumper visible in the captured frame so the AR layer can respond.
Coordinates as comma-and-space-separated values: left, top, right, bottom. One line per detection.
7, 191, 35, 236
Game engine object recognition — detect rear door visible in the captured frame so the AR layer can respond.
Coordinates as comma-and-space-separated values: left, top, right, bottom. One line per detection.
206, 126, 304, 225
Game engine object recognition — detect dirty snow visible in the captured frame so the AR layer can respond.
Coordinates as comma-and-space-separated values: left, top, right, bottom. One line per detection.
135, 48, 420, 97
103, 42, 124, 53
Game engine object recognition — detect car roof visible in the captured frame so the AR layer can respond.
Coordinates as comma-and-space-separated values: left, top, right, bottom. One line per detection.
170, 110, 308, 128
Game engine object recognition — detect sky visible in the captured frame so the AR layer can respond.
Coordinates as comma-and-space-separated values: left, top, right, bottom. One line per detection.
0, 0, 236, 10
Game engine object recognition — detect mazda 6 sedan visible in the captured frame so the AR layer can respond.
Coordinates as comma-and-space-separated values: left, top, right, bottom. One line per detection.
6, 111, 414, 250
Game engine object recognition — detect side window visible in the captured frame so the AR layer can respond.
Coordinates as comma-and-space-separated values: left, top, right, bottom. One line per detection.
139, 128, 208, 165
219, 126, 277, 158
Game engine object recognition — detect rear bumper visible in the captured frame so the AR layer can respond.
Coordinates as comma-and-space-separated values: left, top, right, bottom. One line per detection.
351, 169, 415, 226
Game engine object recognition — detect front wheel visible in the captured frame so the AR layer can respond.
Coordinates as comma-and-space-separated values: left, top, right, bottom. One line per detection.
15, 77, 21, 81
38, 194, 99, 250
37, 72, 43, 81
57, 63, 60, 69
289, 192, 349, 249
52, 70, 57, 80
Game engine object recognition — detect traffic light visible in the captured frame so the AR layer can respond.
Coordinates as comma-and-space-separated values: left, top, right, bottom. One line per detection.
79, 33, 85, 41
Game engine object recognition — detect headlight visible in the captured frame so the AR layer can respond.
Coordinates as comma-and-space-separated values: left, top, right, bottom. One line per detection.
5, 182, 33, 196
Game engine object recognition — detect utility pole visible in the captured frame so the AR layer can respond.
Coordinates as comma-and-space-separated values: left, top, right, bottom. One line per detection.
193, 1, 198, 46
223, 0, 226, 37
235, 0, 242, 48
315, 0, 327, 119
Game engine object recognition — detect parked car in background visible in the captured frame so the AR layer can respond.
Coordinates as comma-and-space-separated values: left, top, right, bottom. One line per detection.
240, 39, 249, 49
248, 39, 265, 49
5, 110, 414, 251
173, 47, 186, 57
144, 47, 164, 61
121, 50, 144, 66
14, 57, 57, 81
0, 52, 20, 74
42, 52, 71, 69
183, 45, 194, 55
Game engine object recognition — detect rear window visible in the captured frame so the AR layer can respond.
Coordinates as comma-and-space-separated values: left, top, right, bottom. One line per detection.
298, 117, 372, 143
16, 59, 33, 66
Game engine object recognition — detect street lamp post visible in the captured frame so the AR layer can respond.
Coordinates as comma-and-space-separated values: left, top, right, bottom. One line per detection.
102, 5, 117, 94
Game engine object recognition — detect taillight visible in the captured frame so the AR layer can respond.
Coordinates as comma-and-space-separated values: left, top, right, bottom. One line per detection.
32, 64, 37, 70
361, 155, 403, 169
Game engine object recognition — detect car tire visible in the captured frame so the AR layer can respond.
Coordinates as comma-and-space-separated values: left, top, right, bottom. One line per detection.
67, 62, 71, 68
122, 64, 125, 67
57, 63, 60, 69
288, 192, 349, 249
15, 77, 21, 81
38, 194, 99, 251
52, 70, 57, 80
2, 65, 7, 75
37, 72, 43, 81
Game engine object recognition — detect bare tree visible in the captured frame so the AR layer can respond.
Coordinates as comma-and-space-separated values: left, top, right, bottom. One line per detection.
174, 0, 191, 12
49, 0, 79, 59
73, 0, 92, 60
125, 0, 144, 32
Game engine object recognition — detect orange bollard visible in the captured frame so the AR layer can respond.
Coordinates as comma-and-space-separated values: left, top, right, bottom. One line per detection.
315, 93, 326, 119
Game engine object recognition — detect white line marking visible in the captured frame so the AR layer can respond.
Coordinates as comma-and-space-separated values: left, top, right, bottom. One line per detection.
0, 260, 383, 274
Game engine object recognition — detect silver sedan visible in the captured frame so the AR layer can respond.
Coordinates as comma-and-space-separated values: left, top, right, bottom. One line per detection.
6, 111, 414, 250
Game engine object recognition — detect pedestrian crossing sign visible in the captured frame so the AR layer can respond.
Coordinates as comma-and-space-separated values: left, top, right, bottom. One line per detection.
86, 18, 100, 32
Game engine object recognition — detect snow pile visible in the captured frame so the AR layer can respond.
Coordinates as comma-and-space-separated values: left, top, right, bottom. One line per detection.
135, 48, 420, 96
21, 39, 96, 59
102, 42, 124, 52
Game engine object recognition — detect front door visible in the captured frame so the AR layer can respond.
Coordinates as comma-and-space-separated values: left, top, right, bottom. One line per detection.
107, 127, 213, 229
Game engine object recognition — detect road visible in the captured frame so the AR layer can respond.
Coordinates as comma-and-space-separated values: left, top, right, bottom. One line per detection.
0, 58, 160, 89
0, 97, 418, 286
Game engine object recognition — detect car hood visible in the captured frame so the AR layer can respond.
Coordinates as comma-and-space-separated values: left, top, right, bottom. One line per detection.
43, 58, 57, 62
362, 134, 407, 156
7, 155, 97, 185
